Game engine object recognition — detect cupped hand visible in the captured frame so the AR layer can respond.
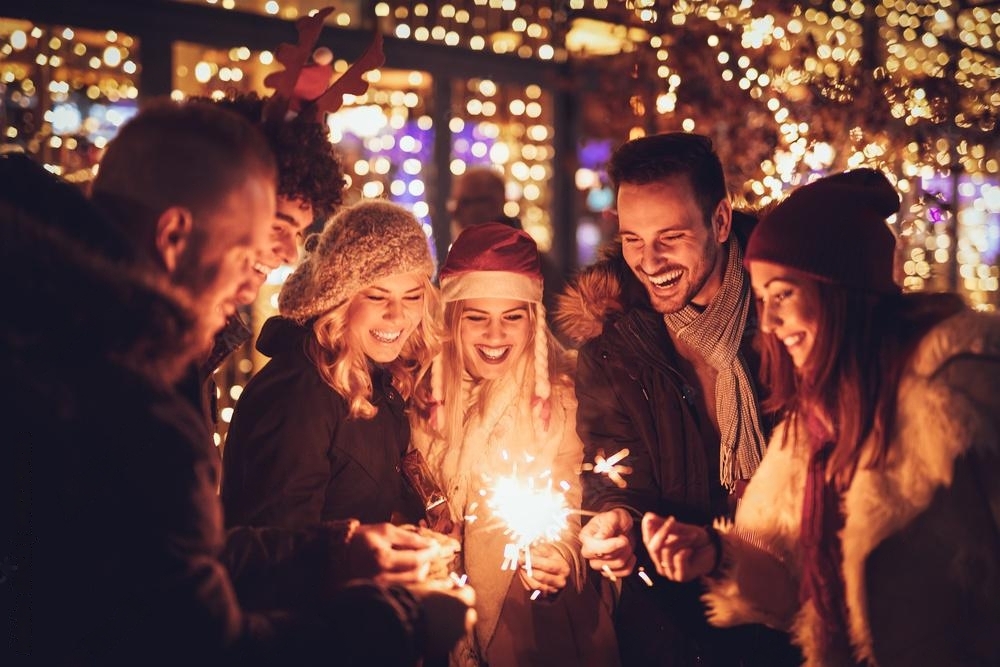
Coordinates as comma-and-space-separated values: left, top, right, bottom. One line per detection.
641, 513, 715, 582
517, 542, 571, 595
579, 508, 636, 578
347, 522, 437, 585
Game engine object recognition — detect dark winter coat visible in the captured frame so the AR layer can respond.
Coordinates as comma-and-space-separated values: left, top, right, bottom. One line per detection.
221, 316, 423, 529
0, 158, 439, 666
555, 217, 797, 667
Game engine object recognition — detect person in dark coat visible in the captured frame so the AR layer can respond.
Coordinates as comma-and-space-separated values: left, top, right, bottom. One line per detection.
0, 103, 466, 665
555, 132, 798, 666
222, 200, 442, 529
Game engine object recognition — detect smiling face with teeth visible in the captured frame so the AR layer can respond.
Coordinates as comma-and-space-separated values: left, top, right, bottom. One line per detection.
346, 271, 426, 364
457, 298, 532, 381
617, 178, 731, 314
236, 196, 315, 306
749, 260, 821, 370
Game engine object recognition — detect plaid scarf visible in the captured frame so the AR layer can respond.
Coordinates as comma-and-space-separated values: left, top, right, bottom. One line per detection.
663, 236, 766, 490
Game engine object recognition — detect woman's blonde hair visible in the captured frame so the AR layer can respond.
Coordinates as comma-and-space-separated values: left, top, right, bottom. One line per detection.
429, 299, 573, 447
306, 275, 442, 419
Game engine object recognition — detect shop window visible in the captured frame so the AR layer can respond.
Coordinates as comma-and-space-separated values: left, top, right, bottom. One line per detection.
1, 18, 140, 184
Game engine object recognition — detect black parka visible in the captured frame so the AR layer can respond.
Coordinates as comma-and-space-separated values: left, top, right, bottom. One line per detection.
221, 317, 423, 529
555, 215, 796, 667
0, 155, 438, 665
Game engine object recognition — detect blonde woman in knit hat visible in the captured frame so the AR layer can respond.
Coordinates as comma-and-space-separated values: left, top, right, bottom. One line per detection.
221, 200, 443, 536
642, 169, 1000, 666
411, 222, 620, 666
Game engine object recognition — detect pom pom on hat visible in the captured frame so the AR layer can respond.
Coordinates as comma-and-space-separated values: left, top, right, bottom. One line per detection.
279, 200, 435, 323
439, 222, 543, 303
745, 168, 901, 295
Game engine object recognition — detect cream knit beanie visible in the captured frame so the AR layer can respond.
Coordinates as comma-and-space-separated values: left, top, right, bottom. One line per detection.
279, 199, 435, 323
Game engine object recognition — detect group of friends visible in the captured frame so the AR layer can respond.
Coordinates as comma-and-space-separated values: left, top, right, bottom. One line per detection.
2, 90, 998, 667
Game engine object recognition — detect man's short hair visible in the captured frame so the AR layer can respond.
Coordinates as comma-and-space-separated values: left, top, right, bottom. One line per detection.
607, 132, 727, 226
91, 99, 276, 250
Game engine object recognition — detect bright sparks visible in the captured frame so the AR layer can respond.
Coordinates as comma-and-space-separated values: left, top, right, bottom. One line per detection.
482, 462, 571, 579
581, 448, 633, 488
487, 472, 570, 548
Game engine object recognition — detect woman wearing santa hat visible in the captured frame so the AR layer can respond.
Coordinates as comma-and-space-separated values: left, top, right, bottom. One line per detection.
412, 222, 619, 666
641, 169, 1000, 666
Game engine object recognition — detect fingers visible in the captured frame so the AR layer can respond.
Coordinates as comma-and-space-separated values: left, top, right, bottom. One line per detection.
580, 533, 630, 560
659, 545, 698, 581
640, 512, 668, 549
523, 547, 570, 580
380, 524, 433, 550
641, 513, 673, 561
586, 544, 635, 579
581, 508, 631, 542
518, 568, 566, 594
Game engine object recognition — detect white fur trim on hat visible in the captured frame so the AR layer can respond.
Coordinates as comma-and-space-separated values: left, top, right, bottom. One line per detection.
440, 270, 542, 304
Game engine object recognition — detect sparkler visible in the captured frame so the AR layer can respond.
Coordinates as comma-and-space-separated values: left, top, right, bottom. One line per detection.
479, 452, 572, 580
580, 448, 633, 488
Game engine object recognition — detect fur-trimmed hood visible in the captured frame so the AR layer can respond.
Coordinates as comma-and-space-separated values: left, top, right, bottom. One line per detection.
553, 243, 648, 348
1, 156, 199, 389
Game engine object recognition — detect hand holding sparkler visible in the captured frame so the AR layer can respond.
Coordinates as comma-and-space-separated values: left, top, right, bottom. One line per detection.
483, 459, 573, 594
347, 521, 454, 586
516, 542, 571, 595
641, 513, 717, 582
579, 508, 637, 579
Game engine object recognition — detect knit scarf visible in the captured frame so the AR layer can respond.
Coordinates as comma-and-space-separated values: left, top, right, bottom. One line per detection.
663, 236, 766, 490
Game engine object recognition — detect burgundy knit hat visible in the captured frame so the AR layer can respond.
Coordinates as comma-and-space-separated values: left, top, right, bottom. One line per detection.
745, 168, 901, 294
439, 222, 543, 304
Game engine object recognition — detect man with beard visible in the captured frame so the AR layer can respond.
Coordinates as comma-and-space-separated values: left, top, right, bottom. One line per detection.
1, 102, 471, 665
556, 133, 797, 666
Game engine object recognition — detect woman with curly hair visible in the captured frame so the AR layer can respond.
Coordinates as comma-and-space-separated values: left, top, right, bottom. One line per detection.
201, 92, 347, 307
221, 200, 442, 528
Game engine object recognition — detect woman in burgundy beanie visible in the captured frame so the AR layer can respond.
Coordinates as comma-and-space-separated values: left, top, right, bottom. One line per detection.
642, 169, 1000, 666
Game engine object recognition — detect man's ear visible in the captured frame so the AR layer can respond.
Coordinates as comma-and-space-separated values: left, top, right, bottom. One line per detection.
713, 198, 733, 244
155, 206, 192, 274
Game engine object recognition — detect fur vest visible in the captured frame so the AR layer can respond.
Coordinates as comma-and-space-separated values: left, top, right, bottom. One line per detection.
703, 310, 1000, 666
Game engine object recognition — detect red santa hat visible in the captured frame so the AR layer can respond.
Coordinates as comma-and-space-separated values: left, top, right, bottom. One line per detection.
439, 222, 543, 304
434, 223, 551, 424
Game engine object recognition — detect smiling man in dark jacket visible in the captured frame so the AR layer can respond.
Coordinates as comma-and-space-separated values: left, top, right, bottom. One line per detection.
556, 132, 797, 666
1, 105, 471, 665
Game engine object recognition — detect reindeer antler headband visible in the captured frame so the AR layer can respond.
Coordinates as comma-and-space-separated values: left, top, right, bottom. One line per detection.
262, 6, 385, 125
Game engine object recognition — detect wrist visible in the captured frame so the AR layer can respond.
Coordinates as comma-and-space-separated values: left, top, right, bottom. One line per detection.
703, 523, 724, 577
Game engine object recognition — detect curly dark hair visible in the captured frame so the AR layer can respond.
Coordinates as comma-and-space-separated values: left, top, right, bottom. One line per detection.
202, 93, 346, 222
